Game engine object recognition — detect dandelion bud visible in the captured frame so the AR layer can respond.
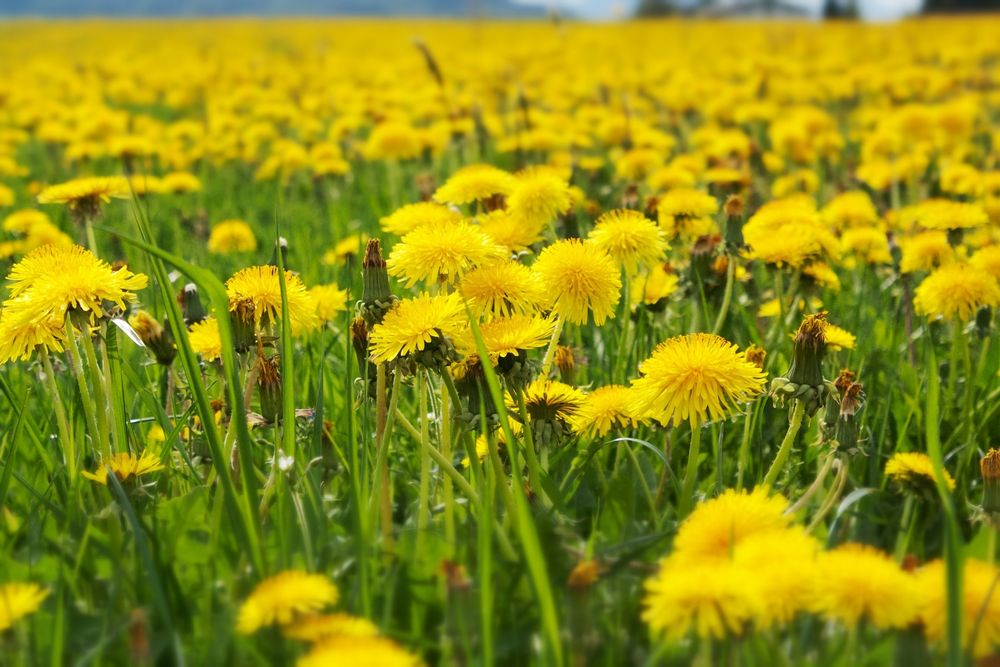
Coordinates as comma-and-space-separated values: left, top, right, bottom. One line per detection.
772, 312, 829, 415
981, 449, 1000, 522
554, 345, 576, 384
976, 306, 992, 339
129, 310, 176, 366
255, 354, 282, 423
178, 283, 206, 326
360, 239, 397, 327
723, 194, 745, 251
268, 236, 289, 269
745, 344, 766, 369
834, 381, 865, 452
230, 298, 256, 353
567, 560, 600, 591
451, 355, 497, 428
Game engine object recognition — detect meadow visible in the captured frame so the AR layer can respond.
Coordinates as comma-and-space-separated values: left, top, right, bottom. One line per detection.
0, 16, 999, 666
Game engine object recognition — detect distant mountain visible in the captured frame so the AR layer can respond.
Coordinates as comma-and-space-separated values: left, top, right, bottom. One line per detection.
0, 0, 547, 17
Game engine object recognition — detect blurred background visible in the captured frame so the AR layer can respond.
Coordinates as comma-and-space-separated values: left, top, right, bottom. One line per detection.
0, 0, 998, 25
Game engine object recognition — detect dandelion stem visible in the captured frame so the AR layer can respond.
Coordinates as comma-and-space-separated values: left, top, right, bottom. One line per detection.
416, 372, 431, 555
678, 417, 702, 518
539, 316, 564, 378
41, 348, 76, 482
63, 320, 103, 459
711, 255, 736, 335
762, 400, 806, 489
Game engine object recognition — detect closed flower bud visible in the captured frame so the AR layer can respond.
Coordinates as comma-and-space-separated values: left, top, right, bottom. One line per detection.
255, 354, 282, 423
129, 310, 176, 366
360, 239, 397, 326
178, 283, 206, 326
723, 194, 745, 251
981, 449, 1000, 522
772, 312, 830, 416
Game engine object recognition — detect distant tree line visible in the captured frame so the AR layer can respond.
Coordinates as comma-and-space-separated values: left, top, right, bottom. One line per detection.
634, 0, 999, 17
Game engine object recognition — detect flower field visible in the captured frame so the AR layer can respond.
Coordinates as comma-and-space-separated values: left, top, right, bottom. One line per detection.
2, 16, 1000, 665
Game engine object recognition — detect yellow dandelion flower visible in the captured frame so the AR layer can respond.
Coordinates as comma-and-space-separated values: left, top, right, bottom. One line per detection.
225, 266, 319, 332
457, 314, 555, 361
368, 292, 466, 363
363, 121, 422, 161
0, 299, 66, 363
322, 234, 367, 266
0, 582, 49, 632
918, 558, 1000, 658
803, 262, 841, 291
160, 171, 202, 193
572, 385, 641, 437
731, 527, 821, 628
913, 263, 1000, 321
81, 451, 165, 485
587, 209, 668, 273
821, 191, 879, 229
434, 164, 515, 205
744, 198, 839, 268
506, 166, 573, 228
823, 323, 856, 351
0, 184, 13, 207
643, 556, 762, 641
309, 284, 349, 324
630, 334, 766, 427
899, 231, 955, 273
478, 209, 545, 253
460, 259, 545, 319
840, 227, 892, 265
208, 220, 257, 254
532, 239, 621, 325
630, 263, 679, 308
188, 317, 222, 363
282, 613, 379, 642
386, 220, 504, 287
885, 451, 955, 492
672, 487, 791, 562
812, 543, 920, 629
5, 244, 147, 323
3, 209, 50, 234
901, 198, 988, 231
297, 636, 422, 667
380, 202, 463, 236
506, 378, 586, 430
236, 570, 339, 634
37, 176, 129, 218
970, 244, 1000, 278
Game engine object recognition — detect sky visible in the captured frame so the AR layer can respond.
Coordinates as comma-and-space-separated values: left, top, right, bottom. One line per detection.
512, 0, 923, 20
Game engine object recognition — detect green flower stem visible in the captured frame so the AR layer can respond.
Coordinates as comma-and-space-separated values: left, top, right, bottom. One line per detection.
416, 373, 431, 555
893, 495, 917, 561
41, 348, 76, 482
78, 325, 112, 456
63, 320, 103, 460
678, 417, 703, 518
515, 388, 548, 506
735, 404, 755, 490
539, 316, 564, 378
762, 400, 806, 489
711, 254, 737, 335
395, 409, 479, 507
440, 382, 456, 553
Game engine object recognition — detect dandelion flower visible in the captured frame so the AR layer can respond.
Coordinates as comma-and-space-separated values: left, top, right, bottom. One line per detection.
506, 378, 585, 440
37, 176, 129, 216
225, 266, 319, 332
913, 263, 1000, 321
643, 556, 761, 641
188, 317, 222, 363
0, 582, 49, 632
532, 239, 621, 325
380, 202, 463, 236
630, 334, 766, 427
918, 558, 1000, 658
587, 209, 668, 273
478, 209, 545, 252
813, 543, 920, 629
970, 245, 1000, 278
5, 244, 147, 323
236, 570, 339, 634
368, 292, 466, 363
297, 636, 422, 667
823, 323, 856, 351
460, 259, 545, 319
457, 314, 555, 361
902, 198, 987, 231
899, 231, 955, 273
0, 300, 66, 363
81, 451, 165, 485
885, 451, 955, 493
208, 220, 257, 254
387, 220, 504, 287
656, 188, 718, 239
840, 227, 892, 265
731, 527, 821, 627
434, 164, 515, 205
572, 385, 641, 437
631, 263, 679, 309
822, 191, 879, 229
282, 613, 379, 642
310, 284, 349, 324
506, 166, 572, 227
673, 487, 791, 561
